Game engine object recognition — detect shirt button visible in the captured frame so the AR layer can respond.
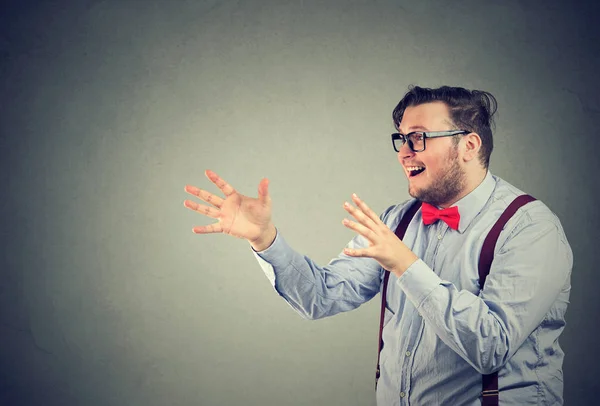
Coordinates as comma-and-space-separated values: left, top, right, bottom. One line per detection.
400, 391, 406, 398
437, 234, 442, 240
405, 351, 411, 357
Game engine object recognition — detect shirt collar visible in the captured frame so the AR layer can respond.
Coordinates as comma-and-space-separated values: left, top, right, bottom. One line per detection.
450, 170, 496, 234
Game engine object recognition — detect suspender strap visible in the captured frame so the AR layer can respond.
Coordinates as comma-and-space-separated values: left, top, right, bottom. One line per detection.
376, 200, 422, 388
478, 194, 538, 287
481, 373, 499, 406
479, 194, 536, 406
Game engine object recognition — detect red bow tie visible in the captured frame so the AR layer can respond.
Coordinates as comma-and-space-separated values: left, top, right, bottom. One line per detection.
421, 202, 460, 230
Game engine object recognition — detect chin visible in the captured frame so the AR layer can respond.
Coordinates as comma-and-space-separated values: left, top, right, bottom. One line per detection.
407, 185, 421, 200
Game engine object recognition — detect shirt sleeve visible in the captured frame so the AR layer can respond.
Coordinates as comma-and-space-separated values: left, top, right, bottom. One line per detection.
396, 206, 573, 374
251, 204, 403, 320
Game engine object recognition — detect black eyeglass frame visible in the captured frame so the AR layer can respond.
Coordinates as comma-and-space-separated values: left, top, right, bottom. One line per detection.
391, 130, 470, 152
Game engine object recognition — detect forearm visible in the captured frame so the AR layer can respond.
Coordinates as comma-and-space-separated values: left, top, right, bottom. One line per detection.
253, 231, 382, 320
399, 237, 570, 374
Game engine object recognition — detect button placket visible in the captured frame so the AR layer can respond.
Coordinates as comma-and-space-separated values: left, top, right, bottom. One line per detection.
429, 222, 447, 274
400, 319, 425, 405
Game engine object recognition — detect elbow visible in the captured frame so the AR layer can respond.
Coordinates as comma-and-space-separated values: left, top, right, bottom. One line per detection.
302, 312, 323, 321
285, 300, 327, 321
297, 296, 336, 320
296, 310, 319, 321
302, 306, 329, 321
472, 338, 512, 375
475, 360, 506, 375
471, 351, 510, 375
467, 318, 512, 374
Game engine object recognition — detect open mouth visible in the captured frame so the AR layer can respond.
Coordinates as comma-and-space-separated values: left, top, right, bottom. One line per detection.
407, 166, 426, 177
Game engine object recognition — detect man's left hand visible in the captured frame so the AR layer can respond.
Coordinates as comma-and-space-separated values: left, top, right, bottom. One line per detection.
342, 194, 418, 278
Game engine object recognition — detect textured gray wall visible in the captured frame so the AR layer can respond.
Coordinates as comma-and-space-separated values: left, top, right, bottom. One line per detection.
1, 0, 599, 405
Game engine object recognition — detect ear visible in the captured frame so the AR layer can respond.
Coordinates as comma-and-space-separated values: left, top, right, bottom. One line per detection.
461, 132, 482, 163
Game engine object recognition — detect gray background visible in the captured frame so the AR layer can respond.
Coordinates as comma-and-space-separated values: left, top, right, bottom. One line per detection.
1, 0, 599, 405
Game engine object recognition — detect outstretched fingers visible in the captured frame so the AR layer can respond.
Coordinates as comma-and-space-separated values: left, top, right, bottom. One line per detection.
193, 223, 224, 234
205, 170, 236, 197
343, 246, 373, 257
257, 178, 270, 205
184, 185, 224, 208
344, 198, 377, 230
351, 194, 383, 226
184, 200, 221, 219
342, 218, 375, 240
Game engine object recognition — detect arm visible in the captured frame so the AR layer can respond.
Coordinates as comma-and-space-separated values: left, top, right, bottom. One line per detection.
253, 226, 384, 320
253, 204, 403, 320
397, 208, 572, 374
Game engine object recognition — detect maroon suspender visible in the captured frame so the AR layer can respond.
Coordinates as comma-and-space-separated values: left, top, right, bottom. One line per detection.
478, 195, 538, 287
479, 194, 536, 406
375, 194, 536, 406
376, 200, 422, 387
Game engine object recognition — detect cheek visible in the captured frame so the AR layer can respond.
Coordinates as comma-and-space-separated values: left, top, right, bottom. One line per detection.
424, 162, 437, 177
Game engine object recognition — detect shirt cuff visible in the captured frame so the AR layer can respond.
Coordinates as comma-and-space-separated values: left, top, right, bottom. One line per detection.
396, 259, 442, 308
252, 229, 295, 267
251, 229, 295, 287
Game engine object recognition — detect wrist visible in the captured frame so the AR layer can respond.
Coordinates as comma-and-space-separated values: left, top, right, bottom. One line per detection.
391, 251, 419, 278
250, 223, 277, 252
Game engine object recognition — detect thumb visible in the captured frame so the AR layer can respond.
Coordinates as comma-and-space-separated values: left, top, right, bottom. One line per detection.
258, 178, 270, 205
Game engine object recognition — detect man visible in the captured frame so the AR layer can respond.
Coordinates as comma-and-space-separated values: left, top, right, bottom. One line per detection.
183, 86, 572, 405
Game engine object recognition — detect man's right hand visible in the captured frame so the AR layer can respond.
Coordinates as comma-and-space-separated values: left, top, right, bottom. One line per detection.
183, 170, 277, 251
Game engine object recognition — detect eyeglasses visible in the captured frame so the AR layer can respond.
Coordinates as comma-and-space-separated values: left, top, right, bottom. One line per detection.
391, 130, 469, 152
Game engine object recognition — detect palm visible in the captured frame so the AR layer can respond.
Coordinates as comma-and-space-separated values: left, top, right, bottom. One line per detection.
183, 170, 272, 242
219, 192, 271, 240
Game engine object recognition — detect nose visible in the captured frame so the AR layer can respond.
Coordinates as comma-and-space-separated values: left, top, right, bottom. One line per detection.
397, 141, 415, 163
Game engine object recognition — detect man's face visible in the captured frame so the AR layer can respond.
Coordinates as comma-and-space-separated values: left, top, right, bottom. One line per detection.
397, 102, 467, 207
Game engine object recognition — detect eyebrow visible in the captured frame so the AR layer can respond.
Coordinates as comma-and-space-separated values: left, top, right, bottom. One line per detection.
398, 125, 430, 135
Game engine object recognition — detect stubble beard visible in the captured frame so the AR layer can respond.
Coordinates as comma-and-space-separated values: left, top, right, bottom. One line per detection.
408, 147, 467, 207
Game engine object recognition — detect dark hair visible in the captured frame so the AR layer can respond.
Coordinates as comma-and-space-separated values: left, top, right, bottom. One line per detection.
392, 85, 497, 168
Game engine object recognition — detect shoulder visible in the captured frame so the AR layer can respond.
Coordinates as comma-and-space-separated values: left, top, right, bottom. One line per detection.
488, 174, 570, 249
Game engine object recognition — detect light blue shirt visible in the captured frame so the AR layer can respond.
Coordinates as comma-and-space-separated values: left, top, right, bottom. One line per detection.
253, 171, 572, 405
